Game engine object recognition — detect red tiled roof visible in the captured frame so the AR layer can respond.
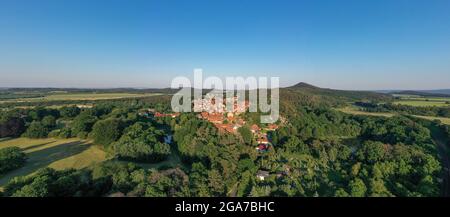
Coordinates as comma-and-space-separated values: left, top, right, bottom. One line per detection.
154, 112, 179, 118
258, 144, 269, 151
201, 112, 209, 119
251, 124, 261, 131
214, 123, 237, 133
208, 113, 224, 123
267, 124, 278, 130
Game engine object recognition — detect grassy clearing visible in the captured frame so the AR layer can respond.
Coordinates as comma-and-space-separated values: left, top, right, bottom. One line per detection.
412, 115, 450, 125
0, 137, 13, 142
0, 137, 181, 187
337, 106, 394, 117
0, 93, 161, 103
393, 94, 450, 107
0, 138, 78, 152
392, 94, 422, 98
337, 106, 450, 125
0, 138, 108, 186
393, 100, 449, 107
404, 97, 450, 102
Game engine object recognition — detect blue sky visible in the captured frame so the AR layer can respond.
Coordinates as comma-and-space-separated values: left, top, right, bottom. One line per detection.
0, 0, 449, 89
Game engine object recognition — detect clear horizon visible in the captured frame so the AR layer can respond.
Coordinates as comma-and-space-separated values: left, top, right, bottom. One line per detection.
1, 0, 450, 90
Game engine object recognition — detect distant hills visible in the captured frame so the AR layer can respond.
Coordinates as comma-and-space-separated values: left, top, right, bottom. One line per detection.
290, 82, 321, 89
1, 82, 393, 102
3, 84, 448, 96
387, 90, 450, 97
0, 87, 180, 94
277, 82, 392, 114
424, 89, 450, 95
3, 82, 430, 117
285, 82, 392, 102
4, 83, 448, 105
373, 89, 450, 97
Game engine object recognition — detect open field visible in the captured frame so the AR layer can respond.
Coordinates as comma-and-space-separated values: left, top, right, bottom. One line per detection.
401, 97, 450, 102
392, 94, 422, 98
0, 92, 161, 103
337, 106, 395, 117
413, 115, 450, 125
393, 100, 449, 107
0, 138, 108, 186
393, 94, 450, 107
0, 137, 182, 187
337, 106, 450, 125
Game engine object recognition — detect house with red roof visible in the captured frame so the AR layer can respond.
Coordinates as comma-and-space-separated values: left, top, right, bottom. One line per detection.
257, 135, 269, 144
267, 124, 279, 131
208, 113, 224, 123
215, 123, 238, 133
251, 124, 261, 134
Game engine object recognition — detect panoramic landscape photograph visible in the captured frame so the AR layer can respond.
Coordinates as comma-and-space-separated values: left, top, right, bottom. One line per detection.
1, 0, 450, 212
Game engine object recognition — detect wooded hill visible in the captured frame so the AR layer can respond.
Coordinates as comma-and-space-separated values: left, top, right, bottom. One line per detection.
1, 82, 391, 111
279, 82, 392, 115
390, 90, 450, 97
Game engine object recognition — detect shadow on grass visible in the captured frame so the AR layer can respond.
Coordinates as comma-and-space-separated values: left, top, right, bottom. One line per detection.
21, 141, 57, 151
0, 137, 14, 143
0, 141, 90, 186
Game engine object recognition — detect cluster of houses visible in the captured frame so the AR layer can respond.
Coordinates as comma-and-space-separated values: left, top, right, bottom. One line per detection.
251, 123, 278, 152
195, 96, 280, 139
138, 97, 285, 182
252, 123, 283, 181
193, 95, 249, 114
198, 111, 247, 134
195, 96, 250, 134
193, 96, 280, 148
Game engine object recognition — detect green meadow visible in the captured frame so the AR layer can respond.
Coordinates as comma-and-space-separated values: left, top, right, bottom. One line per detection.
337, 106, 450, 125
337, 106, 395, 117
393, 100, 449, 107
412, 115, 450, 125
0, 138, 108, 186
393, 94, 450, 107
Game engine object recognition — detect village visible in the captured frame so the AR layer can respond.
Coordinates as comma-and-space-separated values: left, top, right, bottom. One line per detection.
140, 95, 282, 181
145, 96, 279, 152
194, 96, 280, 154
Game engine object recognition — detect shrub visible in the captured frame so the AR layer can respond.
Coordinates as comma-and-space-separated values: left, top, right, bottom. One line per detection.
0, 147, 27, 175
91, 119, 123, 147
22, 121, 49, 138
77, 132, 88, 139
58, 128, 72, 139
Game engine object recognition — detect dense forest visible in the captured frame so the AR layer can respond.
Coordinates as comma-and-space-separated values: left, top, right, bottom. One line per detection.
0, 90, 447, 197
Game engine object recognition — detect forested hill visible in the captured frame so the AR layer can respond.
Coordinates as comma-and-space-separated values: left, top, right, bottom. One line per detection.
390, 90, 450, 97
287, 82, 391, 102
1, 83, 390, 111
279, 82, 392, 114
